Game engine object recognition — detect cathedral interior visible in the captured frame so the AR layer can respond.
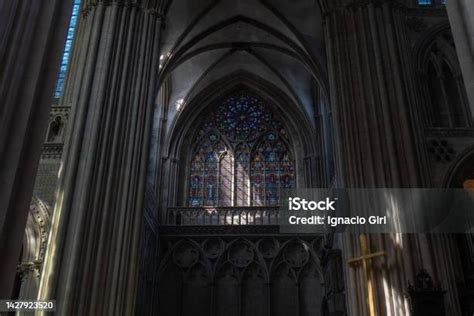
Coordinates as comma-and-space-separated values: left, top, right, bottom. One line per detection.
1, 0, 474, 315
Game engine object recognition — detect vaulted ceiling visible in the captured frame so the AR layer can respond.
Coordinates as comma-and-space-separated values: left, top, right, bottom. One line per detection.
157, 0, 327, 130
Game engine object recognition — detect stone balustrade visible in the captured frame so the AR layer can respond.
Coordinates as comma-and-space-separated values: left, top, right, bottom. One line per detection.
166, 206, 280, 226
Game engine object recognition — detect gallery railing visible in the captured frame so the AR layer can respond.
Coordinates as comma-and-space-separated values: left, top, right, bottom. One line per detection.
166, 206, 280, 226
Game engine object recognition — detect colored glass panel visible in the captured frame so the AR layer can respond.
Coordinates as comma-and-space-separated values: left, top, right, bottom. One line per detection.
188, 92, 295, 207
235, 144, 250, 206
54, 0, 81, 97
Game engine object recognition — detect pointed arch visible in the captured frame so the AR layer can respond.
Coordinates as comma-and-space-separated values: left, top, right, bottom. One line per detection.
160, 72, 317, 212
415, 23, 472, 127
184, 90, 295, 207
159, 14, 327, 92
444, 146, 474, 188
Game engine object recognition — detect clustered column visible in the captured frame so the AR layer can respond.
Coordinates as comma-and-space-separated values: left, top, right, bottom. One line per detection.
321, 0, 462, 315
38, 1, 163, 314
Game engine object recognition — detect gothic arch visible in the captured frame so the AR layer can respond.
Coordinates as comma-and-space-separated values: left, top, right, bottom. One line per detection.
157, 238, 212, 276
163, 16, 317, 71
156, 237, 325, 316
415, 23, 459, 71
157, 6, 328, 93
160, 72, 317, 211
213, 238, 269, 280
164, 72, 315, 155
443, 146, 474, 188
157, 238, 213, 316
414, 23, 472, 127
269, 238, 325, 316
268, 238, 324, 280
213, 238, 269, 316
46, 115, 65, 143
16, 197, 51, 300
22, 197, 51, 264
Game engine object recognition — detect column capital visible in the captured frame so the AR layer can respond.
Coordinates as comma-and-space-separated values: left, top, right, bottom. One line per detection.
82, 0, 166, 18
318, 0, 345, 16
17, 261, 42, 281
319, 0, 408, 15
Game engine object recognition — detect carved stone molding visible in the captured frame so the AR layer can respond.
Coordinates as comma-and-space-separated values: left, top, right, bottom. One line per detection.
17, 261, 42, 281
158, 225, 282, 235
17, 197, 51, 286
49, 106, 70, 118
82, 0, 166, 17
159, 236, 325, 280
426, 138, 456, 164
425, 128, 474, 138
319, 0, 407, 15
24, 198, 51, 262
41, 144, 64, 159
156, 236, 334, 314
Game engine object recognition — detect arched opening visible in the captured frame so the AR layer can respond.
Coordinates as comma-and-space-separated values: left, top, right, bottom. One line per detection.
417, 26, 471, 128
46, 116, 64, 143
270, 239, 325, 316
145, 2, 330, 313
15, 197, 51, 301
161, 73, 317, 224
157, 240, 212, 316
156, 237, 325, 316
187, 90, 296, 208
445, 148, 474, 188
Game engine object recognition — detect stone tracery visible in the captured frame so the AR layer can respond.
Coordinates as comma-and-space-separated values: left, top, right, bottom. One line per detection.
158, 237, 324, 316
188, 91, 296, 207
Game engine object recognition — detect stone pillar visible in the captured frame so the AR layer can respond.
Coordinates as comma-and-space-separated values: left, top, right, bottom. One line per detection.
38, 1, 163, 314
321, 0, 423, 189
447, 0, 474, 121
320, 0, 459, 315
0, 0, 73, 299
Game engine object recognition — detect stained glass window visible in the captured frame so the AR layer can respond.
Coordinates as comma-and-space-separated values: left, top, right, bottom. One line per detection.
189, 153, 204, 207
250, 153, 265, 206
54, 0, 81, 98
235, 144, 250, 206
188, 92, 295, 207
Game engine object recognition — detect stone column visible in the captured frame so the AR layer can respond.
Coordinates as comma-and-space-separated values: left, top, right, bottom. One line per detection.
321, 0, 423, 189
447, 0, 474, 121
320, 0, 463, 315
0, 0, 73, 299
38, 1, 163, 314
